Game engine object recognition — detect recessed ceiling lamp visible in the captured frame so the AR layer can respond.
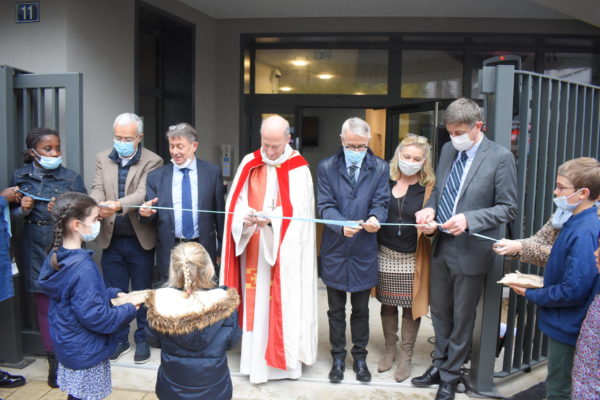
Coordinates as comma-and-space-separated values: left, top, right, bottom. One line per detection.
317, 73, 334, 80
354, 92, 365, 95
290, 59, 309, 67
279, 86, 293, 92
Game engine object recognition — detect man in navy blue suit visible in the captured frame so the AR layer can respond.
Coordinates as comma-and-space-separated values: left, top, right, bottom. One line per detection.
140, 123, 224, 281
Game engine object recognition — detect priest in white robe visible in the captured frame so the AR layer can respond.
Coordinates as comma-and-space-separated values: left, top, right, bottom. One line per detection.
220, 115, 318, 384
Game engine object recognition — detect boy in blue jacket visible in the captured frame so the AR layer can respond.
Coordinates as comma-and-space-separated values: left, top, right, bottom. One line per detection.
508, 157, 600, 400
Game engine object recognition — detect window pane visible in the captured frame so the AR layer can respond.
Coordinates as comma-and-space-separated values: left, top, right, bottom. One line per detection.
401, 50, 463, 98
544, 52, 600, 85
471, 52, 536, 99
254, 49, 388, 94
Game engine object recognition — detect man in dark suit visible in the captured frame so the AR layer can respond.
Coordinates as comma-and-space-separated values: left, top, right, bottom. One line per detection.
140, 123, 224, 281
413, 98, 517, 400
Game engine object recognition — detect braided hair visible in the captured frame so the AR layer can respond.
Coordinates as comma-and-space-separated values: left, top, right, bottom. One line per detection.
166, 242, 216, 297
49, 192, 97, 270
24, 127, 60, 163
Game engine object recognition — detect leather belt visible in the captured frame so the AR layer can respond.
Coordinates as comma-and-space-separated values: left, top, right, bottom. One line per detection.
175, 237, 199, 243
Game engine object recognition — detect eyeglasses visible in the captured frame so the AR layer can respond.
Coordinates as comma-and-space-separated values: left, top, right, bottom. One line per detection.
113, 135, 138, 143
555, 185, 575, 192
343, 144, 368, 151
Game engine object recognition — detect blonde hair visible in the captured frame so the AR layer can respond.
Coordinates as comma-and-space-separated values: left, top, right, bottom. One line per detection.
557, 157, 600, 200
390, 134, 436, 186
166, 242, 216, 297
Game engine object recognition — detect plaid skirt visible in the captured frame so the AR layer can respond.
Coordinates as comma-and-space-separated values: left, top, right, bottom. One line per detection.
376, 245, 416, 308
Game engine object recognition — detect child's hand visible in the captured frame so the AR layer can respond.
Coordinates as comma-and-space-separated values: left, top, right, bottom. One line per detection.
21, 196, 34, 211
47, 197, 56, 212
507, 283, 527, 296
1, 186, 22, 203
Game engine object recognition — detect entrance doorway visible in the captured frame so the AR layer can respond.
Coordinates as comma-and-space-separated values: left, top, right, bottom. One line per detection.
136, 3, 195, 161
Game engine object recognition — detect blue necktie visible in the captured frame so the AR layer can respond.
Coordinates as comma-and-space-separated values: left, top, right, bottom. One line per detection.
349, 164, 358, 183
437, 151, 468, 225
181, 168, 194, 239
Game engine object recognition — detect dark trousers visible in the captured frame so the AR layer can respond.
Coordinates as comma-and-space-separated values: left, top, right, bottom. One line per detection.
430, 248, 485, 382
546, 337, 574, 400
326, 286, 371, 360
101, 236, 154, 344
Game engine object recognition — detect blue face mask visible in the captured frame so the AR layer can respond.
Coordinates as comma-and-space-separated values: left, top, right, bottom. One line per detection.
113, 140, 136, 158
32, 149, 62, 170
550, 189, 582, 228
344, 148, 367, 165
78, 220, 101, 242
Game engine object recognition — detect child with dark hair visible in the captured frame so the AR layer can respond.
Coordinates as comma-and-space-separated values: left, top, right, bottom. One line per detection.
9, 127, 86, 387
37, 192, 140, 400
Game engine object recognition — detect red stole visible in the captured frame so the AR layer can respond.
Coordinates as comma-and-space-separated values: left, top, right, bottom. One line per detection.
222, 150, 308, 370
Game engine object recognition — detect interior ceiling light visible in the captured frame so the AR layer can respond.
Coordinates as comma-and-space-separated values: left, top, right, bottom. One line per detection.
354, 92, 365, 95
279, 86, 293, 92
290, 59, 309, 66
317, 73, 334, 80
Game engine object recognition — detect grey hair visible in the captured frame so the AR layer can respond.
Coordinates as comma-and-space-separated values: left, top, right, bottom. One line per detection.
113, 113, 143, 135
444, 98, 483, 126
340, 117, 371, 138
166, 122, 198, 143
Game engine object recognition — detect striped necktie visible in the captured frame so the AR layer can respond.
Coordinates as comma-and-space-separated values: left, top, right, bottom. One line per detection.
437, 151, 468, 225
349, 164, 358, 182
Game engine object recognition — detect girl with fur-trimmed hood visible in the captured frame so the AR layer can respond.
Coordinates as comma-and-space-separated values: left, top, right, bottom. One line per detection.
145, 242, 241, 400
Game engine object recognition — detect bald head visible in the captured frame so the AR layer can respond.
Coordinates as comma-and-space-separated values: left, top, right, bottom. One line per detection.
260, 115, 291, 160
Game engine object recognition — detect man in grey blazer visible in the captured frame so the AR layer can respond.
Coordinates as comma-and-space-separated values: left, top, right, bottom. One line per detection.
90, 113, 163, 364
412, 98, 517, 400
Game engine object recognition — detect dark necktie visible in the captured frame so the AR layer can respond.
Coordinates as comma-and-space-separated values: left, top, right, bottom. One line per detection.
181, 168, 194, 239
437, 151, 468, 225
349, 164, 358, 183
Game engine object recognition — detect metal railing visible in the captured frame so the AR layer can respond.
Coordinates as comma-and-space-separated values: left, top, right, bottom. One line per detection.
469, 65, 599, 394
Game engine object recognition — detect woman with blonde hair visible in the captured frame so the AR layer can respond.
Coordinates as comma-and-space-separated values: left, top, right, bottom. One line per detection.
145, 242, 241, 400
376, 134, 435, 382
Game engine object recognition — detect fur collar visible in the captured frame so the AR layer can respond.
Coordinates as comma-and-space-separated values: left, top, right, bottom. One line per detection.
146, 287, 239, 336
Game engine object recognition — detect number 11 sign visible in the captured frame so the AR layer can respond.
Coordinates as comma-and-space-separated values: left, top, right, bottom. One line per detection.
16, 1, 40, 23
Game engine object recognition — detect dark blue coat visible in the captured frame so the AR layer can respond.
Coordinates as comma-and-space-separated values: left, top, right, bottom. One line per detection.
526, 206, 600, 346
143, 159, 224, 279
317, 148, 389, 292
37, 247, 137, 369
0, 197, 14, 302
145, 287, 242, 400
10, 163, 86, 292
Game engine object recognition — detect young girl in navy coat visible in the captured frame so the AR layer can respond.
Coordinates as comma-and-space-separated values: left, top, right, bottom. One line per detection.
37, 192, 140, 400
146, 242, 241, 400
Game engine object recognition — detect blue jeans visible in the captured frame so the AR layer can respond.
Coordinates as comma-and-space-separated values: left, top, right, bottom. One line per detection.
101, 236, 154, 344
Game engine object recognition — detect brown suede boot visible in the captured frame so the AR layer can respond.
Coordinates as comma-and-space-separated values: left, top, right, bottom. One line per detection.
377, 313, 398, 372
394, 316, 421, 382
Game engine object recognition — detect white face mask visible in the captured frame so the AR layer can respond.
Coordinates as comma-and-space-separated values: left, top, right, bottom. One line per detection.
450, 133, 474, 152
397, 158, 423, 176
171, 156, 195, 170
261, 144, 293, 166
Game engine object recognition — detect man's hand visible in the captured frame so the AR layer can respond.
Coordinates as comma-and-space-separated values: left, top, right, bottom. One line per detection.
441, 213, 468, 236
415, 207, 435, 224
255, 212, 271, 228
362, 216, 380, 233
507, 284, 527, 297
493, 239, 523, 256
1, 186, 22, 203
139, 197, 158, 217
243, 210, 258, 227
47, 197, 56, 212
21, 196, 34, 211
98, 200, 122, 218
417, 222, 438, 236
343, 222, 363, 238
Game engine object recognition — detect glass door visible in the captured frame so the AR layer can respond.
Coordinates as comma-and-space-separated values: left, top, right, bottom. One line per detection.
245, 105, 301, 156
386, 100, 454, 168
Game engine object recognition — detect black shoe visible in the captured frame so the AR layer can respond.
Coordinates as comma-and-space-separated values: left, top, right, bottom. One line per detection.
353, 359, 371, 383
47, 351, 59, 388
411, 365, 441, 387
328, 359, 345, 383
0, 370, 26, 388
109, 342, 131, 361
435, 381, 457, 400
134, 341, 151, 364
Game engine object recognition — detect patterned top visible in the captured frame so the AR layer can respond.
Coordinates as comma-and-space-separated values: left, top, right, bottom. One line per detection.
572, 294, 600, 399
516, 218, 559, 267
